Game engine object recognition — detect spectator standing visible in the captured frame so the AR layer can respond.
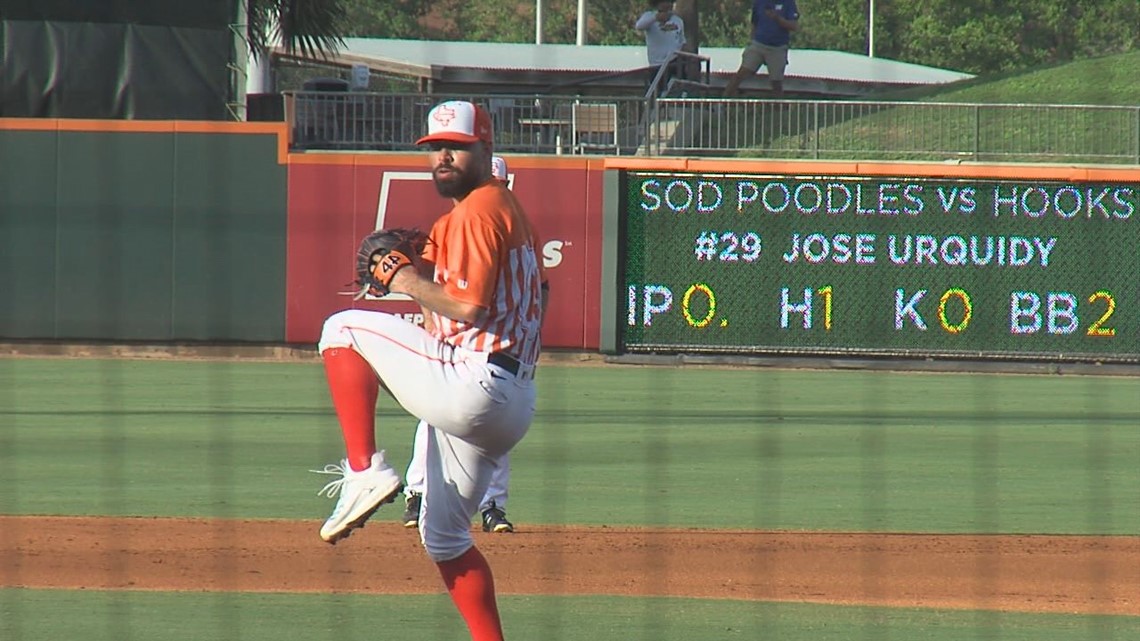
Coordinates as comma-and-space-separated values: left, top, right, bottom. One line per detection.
635, 1, 687, 96
724, 0, 800, 97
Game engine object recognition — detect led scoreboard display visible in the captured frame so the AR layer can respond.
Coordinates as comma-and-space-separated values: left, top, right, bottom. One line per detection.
619, 171, 1140, 362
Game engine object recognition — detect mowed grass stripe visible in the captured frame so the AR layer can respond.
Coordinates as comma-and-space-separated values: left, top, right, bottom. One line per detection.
0, 358, 1137, 533
2, 589, 1138, 641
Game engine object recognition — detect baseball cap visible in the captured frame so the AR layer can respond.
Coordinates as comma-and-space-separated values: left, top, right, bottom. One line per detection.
491, 156, 509, 182
416, 100, 494, 146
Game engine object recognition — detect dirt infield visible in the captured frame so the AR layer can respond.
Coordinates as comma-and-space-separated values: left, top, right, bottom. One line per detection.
2, 516, 1137, 615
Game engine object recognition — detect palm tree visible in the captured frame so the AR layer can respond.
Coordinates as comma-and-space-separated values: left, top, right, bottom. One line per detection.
244, 0, 348, 94
246, 0, 347, 60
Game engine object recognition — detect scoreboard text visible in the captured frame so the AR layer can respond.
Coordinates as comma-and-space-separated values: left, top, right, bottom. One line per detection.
619, 172, 1139, 362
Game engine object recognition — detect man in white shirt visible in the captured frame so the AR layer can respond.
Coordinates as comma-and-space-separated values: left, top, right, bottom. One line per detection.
635, 1, 686, 97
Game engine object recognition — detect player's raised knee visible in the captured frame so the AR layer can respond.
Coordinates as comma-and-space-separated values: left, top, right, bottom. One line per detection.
318, 309, 371, 352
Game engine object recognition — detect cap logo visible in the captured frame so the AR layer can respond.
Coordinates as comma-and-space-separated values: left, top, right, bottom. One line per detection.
433, 105, 457, 126
415, 100, 491, 147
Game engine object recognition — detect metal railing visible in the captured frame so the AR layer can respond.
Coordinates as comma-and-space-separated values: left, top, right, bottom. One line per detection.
644, 50, 713, 100
650, 99, 1140, 164
284, 91, 1140, 165
286, 91, 649, 155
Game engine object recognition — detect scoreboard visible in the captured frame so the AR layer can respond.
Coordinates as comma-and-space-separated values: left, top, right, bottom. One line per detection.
616, 171, 1140, 363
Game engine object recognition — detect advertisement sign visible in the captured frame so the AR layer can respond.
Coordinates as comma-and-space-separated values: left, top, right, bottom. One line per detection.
286, 156, 604, 348
619, 170, 1140, 362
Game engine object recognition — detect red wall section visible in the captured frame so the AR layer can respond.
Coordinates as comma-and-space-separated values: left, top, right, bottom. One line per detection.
286, 154, 604, 349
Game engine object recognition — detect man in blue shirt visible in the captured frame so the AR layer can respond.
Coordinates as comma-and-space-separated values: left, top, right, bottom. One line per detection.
724, 0, 800, 98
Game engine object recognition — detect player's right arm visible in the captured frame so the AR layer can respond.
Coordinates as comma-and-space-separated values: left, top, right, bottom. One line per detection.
414, 256, 439, 334
420, 305, 437, 334
393, 211, 499, 326
397, 240, 487, 325
393, 274, 484, 324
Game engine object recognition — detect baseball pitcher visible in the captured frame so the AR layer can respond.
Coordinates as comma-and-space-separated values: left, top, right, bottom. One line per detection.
402, 155, 518, 534
313, 101, 544, 641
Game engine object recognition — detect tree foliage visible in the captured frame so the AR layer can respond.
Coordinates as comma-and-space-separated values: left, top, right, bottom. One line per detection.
333, 0, 1137, 75
247, 0, 348, 59
338, 0, 433, 38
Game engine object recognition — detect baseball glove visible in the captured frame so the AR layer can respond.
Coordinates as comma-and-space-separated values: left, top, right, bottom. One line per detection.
352, 227, 429, 299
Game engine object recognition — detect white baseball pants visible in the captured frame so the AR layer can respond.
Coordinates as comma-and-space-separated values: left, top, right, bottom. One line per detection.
318, 309, 535, 561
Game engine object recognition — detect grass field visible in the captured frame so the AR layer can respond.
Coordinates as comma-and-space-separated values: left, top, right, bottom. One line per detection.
1, 357, 1138, 640
2, 358, 1137, 533
4, 590, 1139, 641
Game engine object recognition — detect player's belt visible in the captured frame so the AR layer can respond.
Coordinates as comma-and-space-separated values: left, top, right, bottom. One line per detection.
487, 351, 535, 380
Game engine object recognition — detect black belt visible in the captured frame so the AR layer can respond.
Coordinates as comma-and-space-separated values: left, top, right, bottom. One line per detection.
487, 351, 523, 376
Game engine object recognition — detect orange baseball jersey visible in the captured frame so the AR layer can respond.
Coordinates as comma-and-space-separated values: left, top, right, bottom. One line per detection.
423, 180, 545, 363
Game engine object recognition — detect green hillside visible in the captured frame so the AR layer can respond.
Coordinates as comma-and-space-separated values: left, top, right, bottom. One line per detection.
739, 51, 1140, 163
870, 50, 1140, 105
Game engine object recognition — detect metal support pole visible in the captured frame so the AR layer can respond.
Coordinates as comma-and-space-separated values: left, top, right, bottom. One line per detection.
1134, 106, 1140, 164
576, 0, 587, 45
813, 101, 820, 159
973, 104, 981, 159
868, 0, 875, 58
535, 0, 544, 44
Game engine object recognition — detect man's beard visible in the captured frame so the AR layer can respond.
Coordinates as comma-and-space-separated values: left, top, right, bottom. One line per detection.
433, 165, 482, 199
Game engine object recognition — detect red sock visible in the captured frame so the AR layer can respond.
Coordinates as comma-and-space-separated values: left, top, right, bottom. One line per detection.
437, 546, 504, 641
321, 347, 378, 472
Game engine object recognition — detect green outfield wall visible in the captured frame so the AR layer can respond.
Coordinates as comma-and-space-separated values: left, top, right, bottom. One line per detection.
0, 121, 287, 341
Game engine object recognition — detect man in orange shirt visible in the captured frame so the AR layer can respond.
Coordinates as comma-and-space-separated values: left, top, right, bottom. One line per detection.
314, 101, 545, 641
402, 154, 518, 535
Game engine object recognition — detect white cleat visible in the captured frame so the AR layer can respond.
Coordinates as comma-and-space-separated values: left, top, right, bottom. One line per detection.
312, 451, 403, 544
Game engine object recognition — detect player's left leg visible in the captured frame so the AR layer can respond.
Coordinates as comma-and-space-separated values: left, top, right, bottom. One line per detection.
314, 309, 455, 543
311, 450, 403, 544
316, 331, 404, 543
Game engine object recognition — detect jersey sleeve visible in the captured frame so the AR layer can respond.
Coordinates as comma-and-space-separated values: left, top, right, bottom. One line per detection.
634, 11, 655, 30
423, 215, 447, 265
440, 214, 501, 309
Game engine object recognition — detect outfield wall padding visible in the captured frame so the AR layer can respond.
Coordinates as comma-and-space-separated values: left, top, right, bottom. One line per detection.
0, 121, 287, 341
